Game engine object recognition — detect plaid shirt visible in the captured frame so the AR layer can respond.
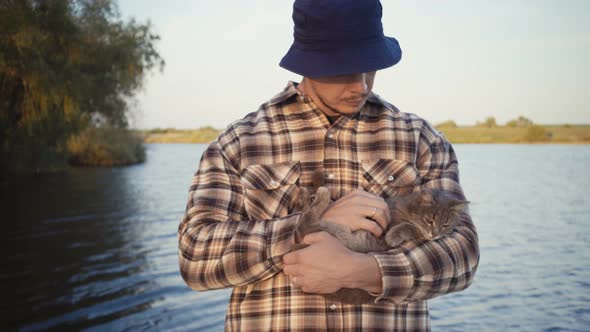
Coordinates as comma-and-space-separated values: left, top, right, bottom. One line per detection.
178, 81, 479, 331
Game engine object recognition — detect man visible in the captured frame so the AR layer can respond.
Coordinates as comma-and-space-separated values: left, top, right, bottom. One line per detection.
178, 1, 479, 330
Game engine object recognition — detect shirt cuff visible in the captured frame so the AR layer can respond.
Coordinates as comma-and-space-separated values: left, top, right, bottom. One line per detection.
266, 212, 301, 269
369, 250, 416, 304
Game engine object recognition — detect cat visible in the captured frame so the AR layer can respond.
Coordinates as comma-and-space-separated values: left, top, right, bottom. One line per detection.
291, 171, 470, 304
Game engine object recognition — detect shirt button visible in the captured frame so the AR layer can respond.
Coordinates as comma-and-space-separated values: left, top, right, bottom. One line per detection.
327, 173, 335, 180
328, 133, 334, 139
329, 304, 337, 311
270, 180, 277, 186
387, 175, 395, 182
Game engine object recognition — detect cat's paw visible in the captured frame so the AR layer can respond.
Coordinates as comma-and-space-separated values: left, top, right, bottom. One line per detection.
296, 187, 312, 211
384, 223, 422, 247
294, 187, 331, 243
310, 187, 331, 215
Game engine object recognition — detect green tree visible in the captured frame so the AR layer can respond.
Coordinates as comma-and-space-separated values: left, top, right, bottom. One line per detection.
0, 0, 163, 173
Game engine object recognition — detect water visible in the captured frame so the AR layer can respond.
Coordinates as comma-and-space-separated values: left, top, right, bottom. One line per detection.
1, 144, 589, 331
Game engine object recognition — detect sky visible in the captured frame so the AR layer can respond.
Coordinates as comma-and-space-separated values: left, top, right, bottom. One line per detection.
118, 0, 590, 130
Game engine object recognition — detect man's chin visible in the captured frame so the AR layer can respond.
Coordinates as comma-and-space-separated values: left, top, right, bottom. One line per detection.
336, 103, 366, 116
322, 101, 366, 117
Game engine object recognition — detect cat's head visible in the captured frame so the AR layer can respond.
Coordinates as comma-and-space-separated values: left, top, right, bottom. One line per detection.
402, 188, 469, 240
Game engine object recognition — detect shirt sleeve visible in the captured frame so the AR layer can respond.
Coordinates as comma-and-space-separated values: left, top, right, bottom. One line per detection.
369, 129, 480, 304
177, 128, 299, 291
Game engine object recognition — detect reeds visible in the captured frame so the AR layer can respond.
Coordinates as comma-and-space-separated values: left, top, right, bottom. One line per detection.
67, 126, 146, 167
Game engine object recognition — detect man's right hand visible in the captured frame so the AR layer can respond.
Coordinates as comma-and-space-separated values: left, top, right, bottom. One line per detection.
320, 189, 390, 237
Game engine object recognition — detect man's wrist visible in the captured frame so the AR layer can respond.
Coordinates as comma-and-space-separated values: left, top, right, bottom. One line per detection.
348, 252, 383, 294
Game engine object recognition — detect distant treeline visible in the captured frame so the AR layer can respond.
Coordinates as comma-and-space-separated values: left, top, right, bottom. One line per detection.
140, 115, 590, 144
1, 0, 163, 174
434, 116, 590, 143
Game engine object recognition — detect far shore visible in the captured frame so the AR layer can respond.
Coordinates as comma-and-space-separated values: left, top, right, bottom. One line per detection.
133, 124, 590, 145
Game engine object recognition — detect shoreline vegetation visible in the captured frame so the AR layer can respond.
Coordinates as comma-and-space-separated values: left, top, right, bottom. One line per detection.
1, 0, 163, 175
68, 127, 146, 167
136, 122, 590, 145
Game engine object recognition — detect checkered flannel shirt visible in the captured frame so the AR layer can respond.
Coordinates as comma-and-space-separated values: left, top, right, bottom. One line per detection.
178, 81, 479, 331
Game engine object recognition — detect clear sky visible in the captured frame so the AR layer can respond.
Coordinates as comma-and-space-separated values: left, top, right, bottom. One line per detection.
118, 0, 590, 130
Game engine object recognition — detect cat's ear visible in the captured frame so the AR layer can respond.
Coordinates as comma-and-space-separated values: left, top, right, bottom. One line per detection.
418, 189, 435, 205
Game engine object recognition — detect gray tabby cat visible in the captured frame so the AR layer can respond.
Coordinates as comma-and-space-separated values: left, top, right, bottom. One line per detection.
291, 173, 469, 304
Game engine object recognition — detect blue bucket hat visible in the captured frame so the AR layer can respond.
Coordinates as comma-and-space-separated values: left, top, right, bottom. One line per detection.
279, 0, 402, 78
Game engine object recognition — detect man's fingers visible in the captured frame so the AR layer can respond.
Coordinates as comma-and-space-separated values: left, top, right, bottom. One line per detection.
359, 218, 383, 237
285, 231, 331, 265
354, 203, 388, 231
370, 206, 389, 231
283, 264, 299, 277
302, 231, 329, 245
333, 189, 370, 204
283, 250, 299, 265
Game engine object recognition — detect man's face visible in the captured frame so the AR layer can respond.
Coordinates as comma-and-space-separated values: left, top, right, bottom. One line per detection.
304, 71, 377, 117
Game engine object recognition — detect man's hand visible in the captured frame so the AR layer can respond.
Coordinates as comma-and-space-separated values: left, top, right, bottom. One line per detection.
321, 189, 391, 237
283, 231, 382, 294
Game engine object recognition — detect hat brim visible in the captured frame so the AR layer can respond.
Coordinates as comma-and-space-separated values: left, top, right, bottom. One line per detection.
279, 36, 402, 78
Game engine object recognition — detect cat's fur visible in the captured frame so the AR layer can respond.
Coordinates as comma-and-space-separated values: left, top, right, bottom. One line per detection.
292, 171, 470, 304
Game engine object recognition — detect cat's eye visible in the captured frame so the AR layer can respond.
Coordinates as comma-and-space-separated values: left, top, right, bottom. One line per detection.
443, 223, 450, 228
426, 217, 434, 224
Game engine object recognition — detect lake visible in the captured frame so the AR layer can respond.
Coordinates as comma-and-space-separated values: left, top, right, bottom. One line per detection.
1, 144, 589, 331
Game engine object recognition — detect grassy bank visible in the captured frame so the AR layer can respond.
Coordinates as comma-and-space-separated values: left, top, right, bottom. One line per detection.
137, 125, 590, 144
135, 127, 220, 144
437, 124, 590, 144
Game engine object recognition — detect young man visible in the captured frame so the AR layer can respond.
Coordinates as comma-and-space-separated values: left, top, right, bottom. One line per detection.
178, 1, 479, 330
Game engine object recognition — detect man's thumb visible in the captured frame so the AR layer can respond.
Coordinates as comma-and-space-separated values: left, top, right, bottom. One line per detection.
302, 231, 326, 245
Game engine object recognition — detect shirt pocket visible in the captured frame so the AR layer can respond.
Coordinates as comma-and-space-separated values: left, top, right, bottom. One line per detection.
240, 161, 301, 220
361, 159, 420, 198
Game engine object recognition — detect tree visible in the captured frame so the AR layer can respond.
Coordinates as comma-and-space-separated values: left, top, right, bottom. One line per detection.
476, 116, 497, 128
435, 120, 458, 128
0, 0, 163, 173
506, 115, 533, 128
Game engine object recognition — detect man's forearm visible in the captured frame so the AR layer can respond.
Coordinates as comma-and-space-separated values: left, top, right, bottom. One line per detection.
179, 212, 299, 291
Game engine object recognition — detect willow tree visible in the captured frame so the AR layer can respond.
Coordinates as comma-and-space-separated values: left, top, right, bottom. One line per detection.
0, 0, 163, 173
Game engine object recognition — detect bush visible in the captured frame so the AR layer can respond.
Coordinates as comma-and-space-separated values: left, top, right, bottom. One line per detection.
523, 125, 550, 142
67, 126, 146, 166
506, 116, 533, 128
435, 120, 458, 128
476, 116, 497, 128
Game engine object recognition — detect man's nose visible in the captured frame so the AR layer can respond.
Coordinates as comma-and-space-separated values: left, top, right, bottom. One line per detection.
350, 73, 369, 94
